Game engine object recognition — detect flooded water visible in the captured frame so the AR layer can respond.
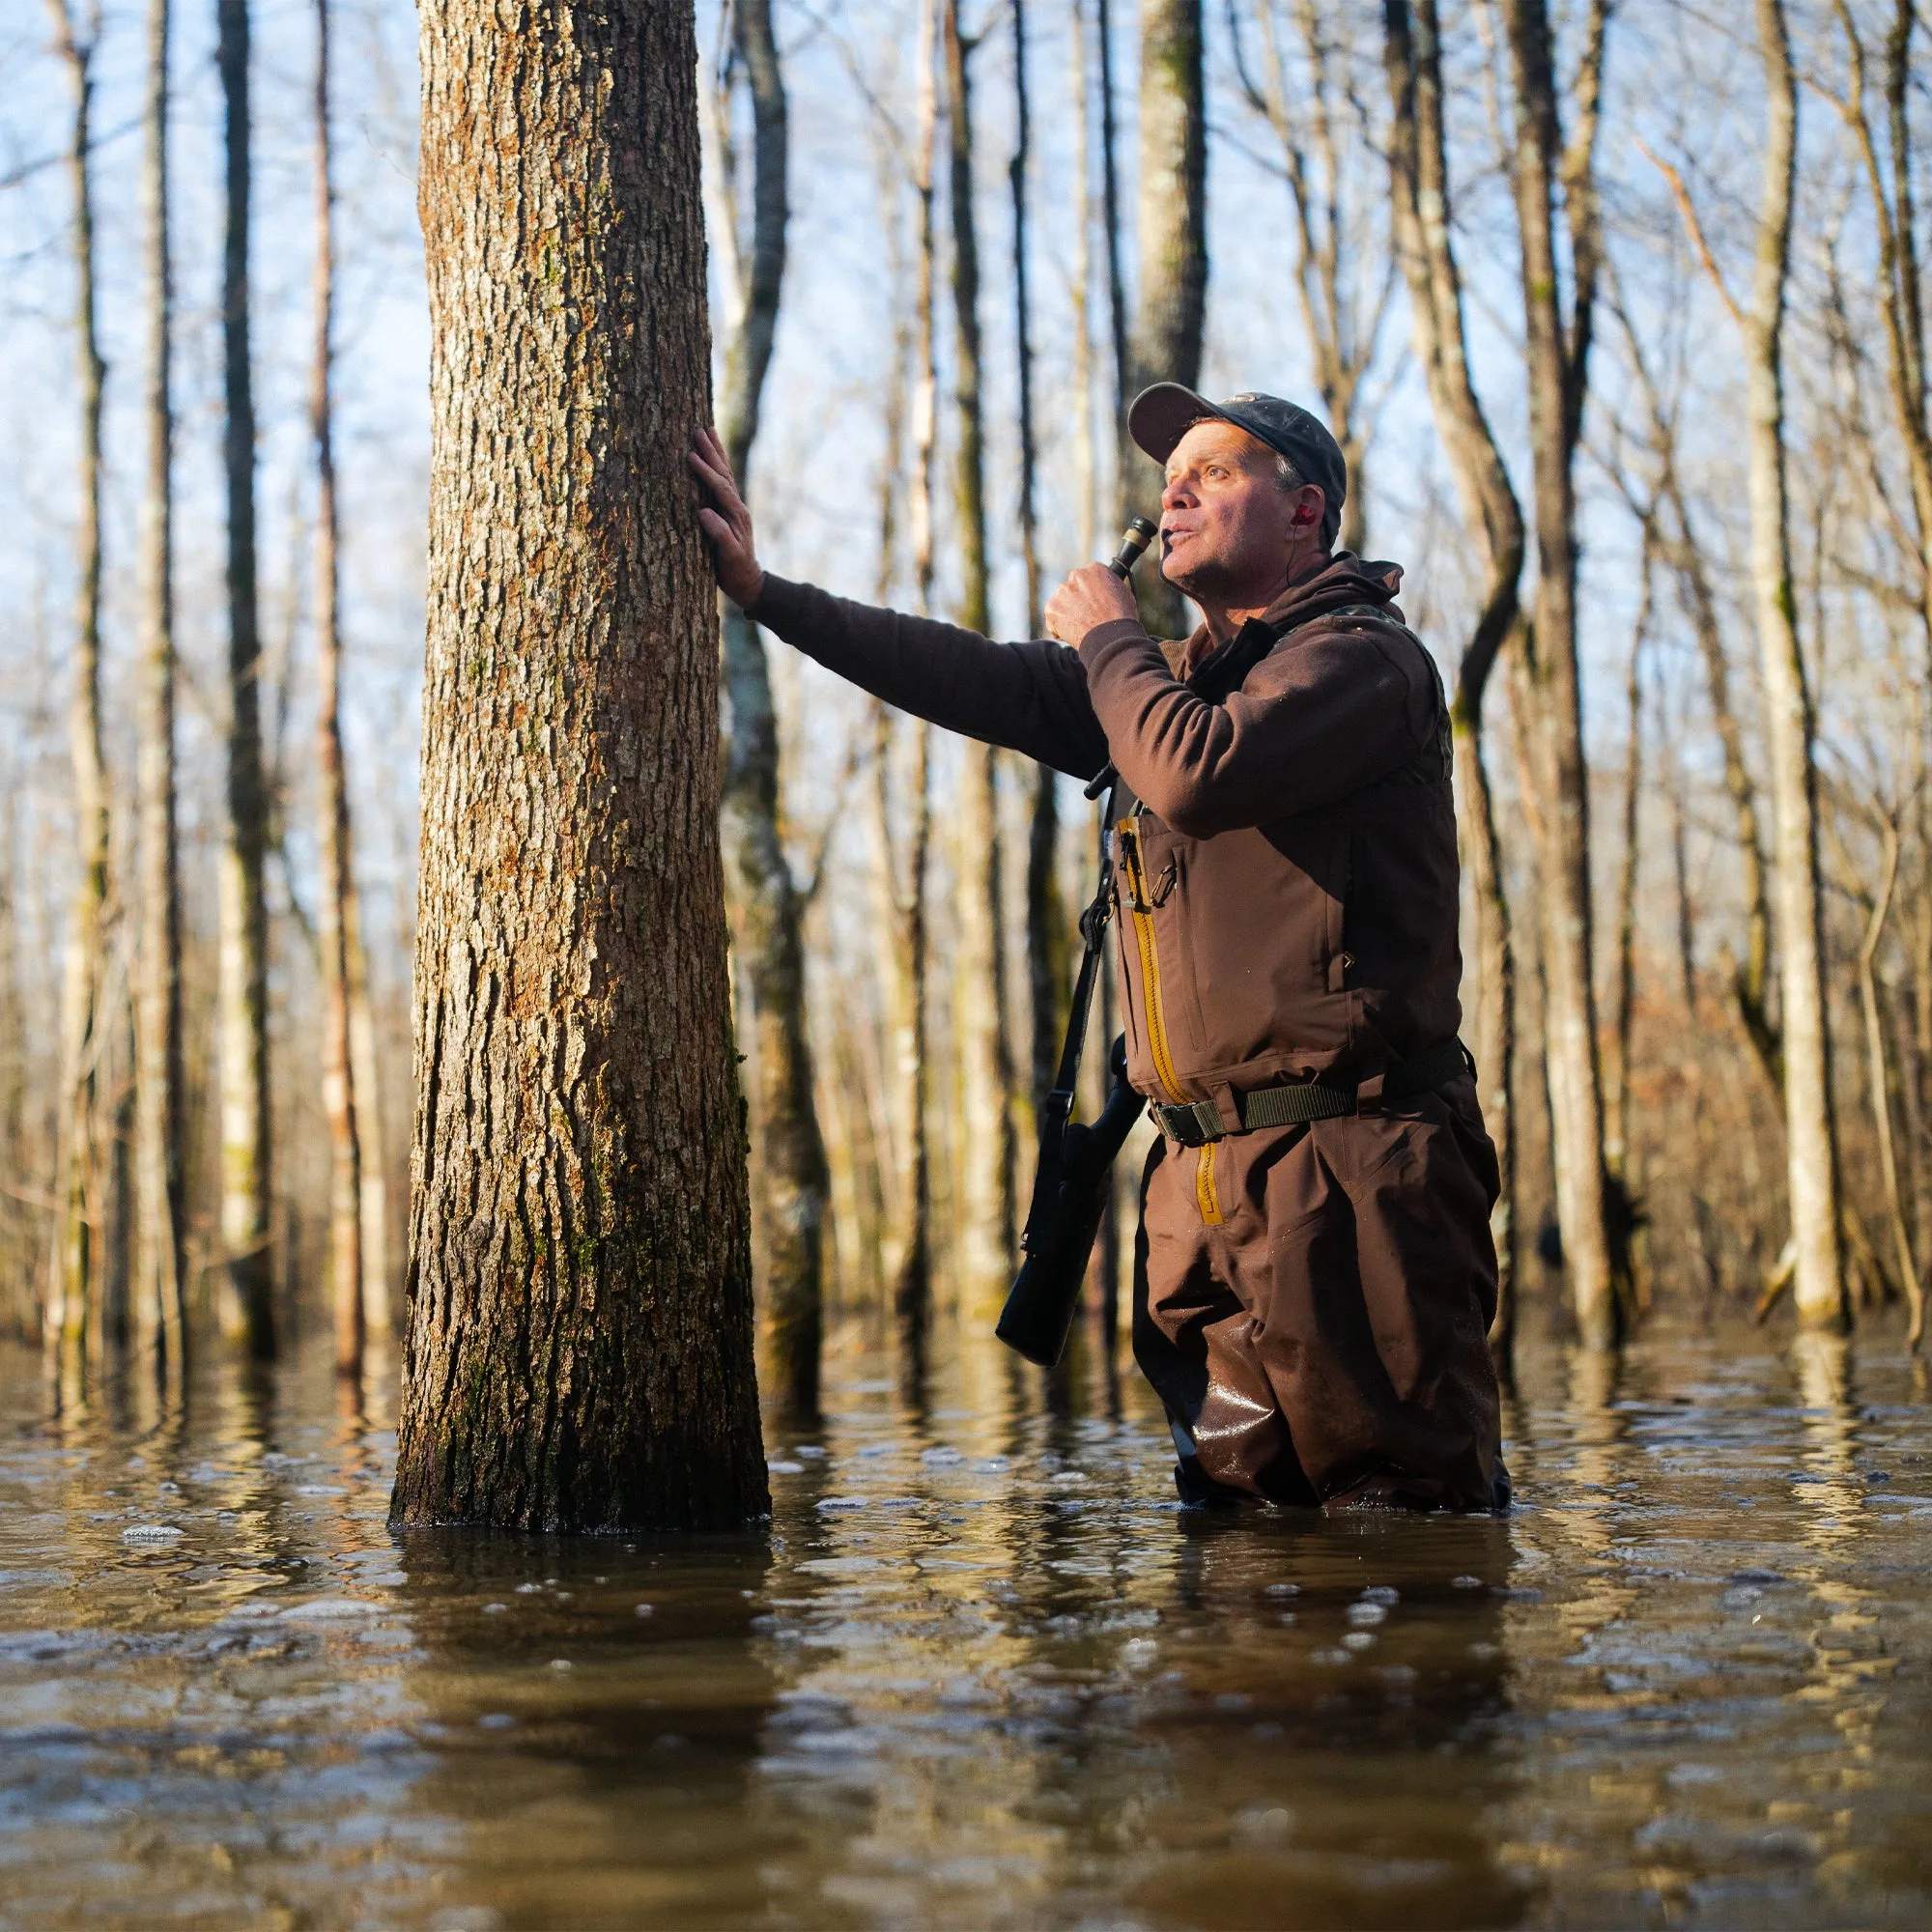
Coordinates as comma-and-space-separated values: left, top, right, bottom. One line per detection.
3, 1314, 1930, 1929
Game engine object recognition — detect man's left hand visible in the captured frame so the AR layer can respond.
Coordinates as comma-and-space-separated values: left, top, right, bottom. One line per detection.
1045, 563, 1139, 646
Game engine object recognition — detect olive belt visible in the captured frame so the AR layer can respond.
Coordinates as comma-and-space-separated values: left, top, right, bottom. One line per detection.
1150, 1038, 1475, 1147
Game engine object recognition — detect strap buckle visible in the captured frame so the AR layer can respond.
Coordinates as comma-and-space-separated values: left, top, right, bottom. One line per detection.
1153, 1098, 1224, 1147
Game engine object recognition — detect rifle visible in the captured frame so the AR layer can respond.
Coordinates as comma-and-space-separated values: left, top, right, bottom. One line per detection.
996, 517, 1155, 1368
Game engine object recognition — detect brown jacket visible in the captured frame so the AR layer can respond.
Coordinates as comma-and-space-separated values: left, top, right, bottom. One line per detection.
748, 552, 1462, 1120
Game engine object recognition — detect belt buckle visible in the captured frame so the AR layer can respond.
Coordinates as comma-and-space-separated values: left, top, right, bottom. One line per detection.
1159, 1099, 1221, 1148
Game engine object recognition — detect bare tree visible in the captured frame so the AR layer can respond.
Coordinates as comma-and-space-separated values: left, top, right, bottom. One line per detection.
714, 0, 830, 1419
901, 0, 940, 1381
1381, 0, 1525, 1371
1500, 0, 1622, 1347
45, 0, 109, 1390
944, 0, 1018, 1292
311, 0, 363, 1378
1229, 1, 1394, 554
1017, 0, 1067, 1138
132, 0, 187, 1384
1746, 0, 1846, 1328
217, 0, 275, 1357
1118, 0, 1205, 637
392, 0, 766, 1528
1853, 803, 1924, 1344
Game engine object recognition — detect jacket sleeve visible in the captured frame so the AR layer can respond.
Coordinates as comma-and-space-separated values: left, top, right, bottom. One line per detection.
749, 575, 1110, 781
1075, 611, 1441, 836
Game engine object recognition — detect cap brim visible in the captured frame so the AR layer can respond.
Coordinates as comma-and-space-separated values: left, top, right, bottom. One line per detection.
1127, 383, 1225, 464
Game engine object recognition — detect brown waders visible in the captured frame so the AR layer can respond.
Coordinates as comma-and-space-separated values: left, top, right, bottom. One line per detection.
1132, 1072, 1506, 1513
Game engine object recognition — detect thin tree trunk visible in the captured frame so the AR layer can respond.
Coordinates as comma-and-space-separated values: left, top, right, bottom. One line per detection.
1858, 816, 1923, 1346
1093, 0, 1131, 1371
716, 0, 827, 1421
1015, 0, 1064, 1135
1095, 0, 1128, 418
1667, 726, 1696, 1012
945, 0, 1016, 1293
1501, 0, 1619, 1347
392, 0, 766, 1530
1382, 0, 1525, 1375
312, 0, 362, 1379
1747, 0, 1846, 1330
1616, 301, 1781, 1083
892, 0, 941, 1389
217, 0, 275, 1359
1118, 0, 1205, 639
1233, 2, 1391, 555
1069, 0, 1097, 560
134, 0, 187, 1385
1607, 558, 1652, 1179
346, 907, 389, 1358
47, 0, 109, 1394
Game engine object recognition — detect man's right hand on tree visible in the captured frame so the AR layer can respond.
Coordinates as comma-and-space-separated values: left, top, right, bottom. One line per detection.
689, 428, 765, 611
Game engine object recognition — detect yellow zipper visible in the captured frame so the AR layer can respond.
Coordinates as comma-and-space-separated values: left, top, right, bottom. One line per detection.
1120, 817, 1222, 1225
1119, 818, 1186, 1104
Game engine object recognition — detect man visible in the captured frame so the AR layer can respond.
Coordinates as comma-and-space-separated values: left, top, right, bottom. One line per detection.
690, 384, 1506, 1513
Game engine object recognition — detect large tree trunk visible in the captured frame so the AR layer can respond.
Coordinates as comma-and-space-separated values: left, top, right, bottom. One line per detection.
1748, 0, 1846, 1330
715, 0, 828, 1421
1501, 0, 1620, 1348
1382, 0, 1525, 1375
312, 0, 363, 1379
135, 0, 187, 1385
944, 2, 1017, 1297
217, 0, 275, 1359
392, 0, 767, 1530
47, 0, 110, 1392
1118, 0, 1205, 639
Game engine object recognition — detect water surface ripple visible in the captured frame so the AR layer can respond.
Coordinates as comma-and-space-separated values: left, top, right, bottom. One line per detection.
2, 1320, 1929, 1928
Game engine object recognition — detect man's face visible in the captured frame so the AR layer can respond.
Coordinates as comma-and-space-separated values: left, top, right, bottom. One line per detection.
1156, 419, 1318, 604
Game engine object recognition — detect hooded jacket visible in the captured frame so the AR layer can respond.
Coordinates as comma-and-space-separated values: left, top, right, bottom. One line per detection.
747, 552, 1462, 1127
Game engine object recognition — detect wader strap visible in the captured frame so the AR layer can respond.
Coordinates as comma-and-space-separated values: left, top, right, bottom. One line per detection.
1151, 1037, 1475, 1147
1022, 775, 1127, 1253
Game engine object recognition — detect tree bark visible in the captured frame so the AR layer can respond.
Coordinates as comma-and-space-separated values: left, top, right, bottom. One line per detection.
1118, 0, 1205, 639
1501, 0, 1620, 1347
135, 0, 186, 1386
715, 0, 827, 1421
312, 0, 363, 1379
392, 0, 767, 1530
217, 0, 275, 1359
945, 0, 1017, 1294
47, 0, 110, 1392
1381, 0, 1524, 1374
1747, 0, 1846, 1331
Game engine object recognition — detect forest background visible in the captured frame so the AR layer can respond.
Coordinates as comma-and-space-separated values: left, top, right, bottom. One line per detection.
2, 0, 1926, 1406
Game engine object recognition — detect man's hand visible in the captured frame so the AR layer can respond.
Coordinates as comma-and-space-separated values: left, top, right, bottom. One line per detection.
688, 427, 765, 610
1045, 562, 1139, 646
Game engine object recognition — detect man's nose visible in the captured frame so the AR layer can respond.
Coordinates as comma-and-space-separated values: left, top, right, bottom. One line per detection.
1160, 472, 1197, 513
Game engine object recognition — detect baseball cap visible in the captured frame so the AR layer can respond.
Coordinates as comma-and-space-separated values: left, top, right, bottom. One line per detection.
1127, 384, 1348, 528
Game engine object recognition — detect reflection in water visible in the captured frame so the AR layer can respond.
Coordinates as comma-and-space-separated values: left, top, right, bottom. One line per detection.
6, 1316, 1932, 1927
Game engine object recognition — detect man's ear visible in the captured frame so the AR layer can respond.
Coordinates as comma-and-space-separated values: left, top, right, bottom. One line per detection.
1290, 486, 1324, 530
